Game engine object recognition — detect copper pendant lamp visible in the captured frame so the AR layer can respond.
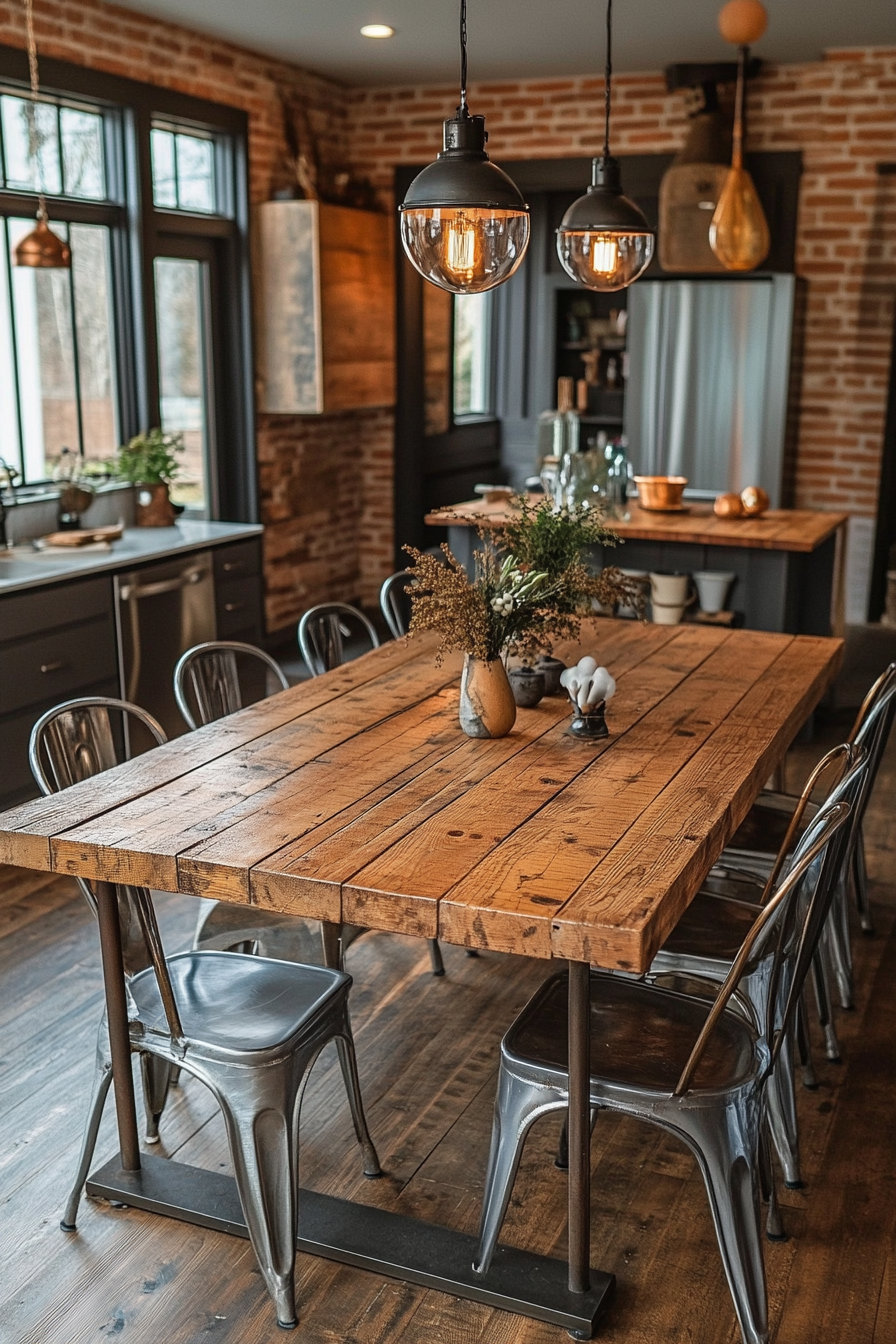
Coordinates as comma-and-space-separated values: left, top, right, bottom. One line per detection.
709, 0, 771, 271
13, 0, 71, 269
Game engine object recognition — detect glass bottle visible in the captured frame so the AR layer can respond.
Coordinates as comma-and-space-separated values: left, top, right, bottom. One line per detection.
536, 376, 581, 470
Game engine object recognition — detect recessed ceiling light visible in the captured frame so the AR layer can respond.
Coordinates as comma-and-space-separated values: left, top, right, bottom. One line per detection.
360, 24, 395, 39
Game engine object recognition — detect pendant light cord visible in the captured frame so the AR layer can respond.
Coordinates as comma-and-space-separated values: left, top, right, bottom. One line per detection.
732, 43, 747, 170
603, 0, 613, 159
22, 0, 47, 223
459, 0, 468, 116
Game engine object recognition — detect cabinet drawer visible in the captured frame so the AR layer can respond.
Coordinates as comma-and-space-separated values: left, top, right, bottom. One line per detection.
0, 617, 118, 716
216, 575, 262, 638
213, 541, 261, 582
0, 575, 114, 642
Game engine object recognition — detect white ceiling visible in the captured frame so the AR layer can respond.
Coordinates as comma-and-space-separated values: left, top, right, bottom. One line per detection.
112, 0, 895, 88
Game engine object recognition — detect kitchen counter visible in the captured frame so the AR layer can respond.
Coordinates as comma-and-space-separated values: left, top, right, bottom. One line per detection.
426, 496, 847, 637
0, 520, 263, 596
425, 497, 848, 553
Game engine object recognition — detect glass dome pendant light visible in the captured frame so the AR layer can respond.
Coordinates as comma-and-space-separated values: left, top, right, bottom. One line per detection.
556, 0, 654, 291
13, 0, 71, 269
398, 0, 529, 294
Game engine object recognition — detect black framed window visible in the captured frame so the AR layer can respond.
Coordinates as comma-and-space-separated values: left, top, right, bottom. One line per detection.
452, 292, 495, 421
0, 47, 256, 522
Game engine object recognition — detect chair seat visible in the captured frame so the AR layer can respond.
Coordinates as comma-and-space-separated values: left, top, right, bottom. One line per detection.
130, 951, 349, 1055
660, 890, 761, 963
504, 971, 757, 1095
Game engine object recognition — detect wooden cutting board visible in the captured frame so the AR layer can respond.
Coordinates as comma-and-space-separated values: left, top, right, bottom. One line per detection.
42, 524, 124, 547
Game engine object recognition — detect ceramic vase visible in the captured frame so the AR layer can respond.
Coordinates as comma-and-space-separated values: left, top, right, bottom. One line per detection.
459, 656, 517, 738
508, 665, 545, 708
135, 482, 176, 527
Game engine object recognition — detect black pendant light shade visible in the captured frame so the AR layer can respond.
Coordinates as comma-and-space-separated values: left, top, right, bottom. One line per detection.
399, 3, 529, 294
556, 0, 654, 291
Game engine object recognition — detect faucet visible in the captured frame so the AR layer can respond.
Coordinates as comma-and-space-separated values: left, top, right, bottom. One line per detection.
0, 456, 18, 549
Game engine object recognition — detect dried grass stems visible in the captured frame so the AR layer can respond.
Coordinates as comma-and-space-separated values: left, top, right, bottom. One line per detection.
404, 496, 646, 664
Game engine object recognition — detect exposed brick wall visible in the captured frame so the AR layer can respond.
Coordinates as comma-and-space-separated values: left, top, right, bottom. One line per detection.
0, 0, 387, 631
348, 51, 896, 529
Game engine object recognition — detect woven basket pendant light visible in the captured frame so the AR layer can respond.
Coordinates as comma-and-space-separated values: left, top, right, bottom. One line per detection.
709, 0, 770, 271
13, 0, 71, 269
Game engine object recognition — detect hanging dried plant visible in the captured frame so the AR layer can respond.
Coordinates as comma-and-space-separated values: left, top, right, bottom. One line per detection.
404, 497, 645, 664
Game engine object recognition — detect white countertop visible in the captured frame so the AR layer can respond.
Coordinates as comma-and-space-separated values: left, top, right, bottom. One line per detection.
0, 521, 263, 597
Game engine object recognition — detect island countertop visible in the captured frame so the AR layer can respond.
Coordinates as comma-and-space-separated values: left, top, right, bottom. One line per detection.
425, 497, 848, 554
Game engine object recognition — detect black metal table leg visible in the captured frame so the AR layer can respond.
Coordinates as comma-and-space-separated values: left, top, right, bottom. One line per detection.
94, 880, 140, 1171
568, 959, 591, 1296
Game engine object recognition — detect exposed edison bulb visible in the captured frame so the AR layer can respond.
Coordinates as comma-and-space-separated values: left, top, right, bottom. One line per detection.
557, 229, 654, 292
400, 206, 529, 294
709, 165, 770, 271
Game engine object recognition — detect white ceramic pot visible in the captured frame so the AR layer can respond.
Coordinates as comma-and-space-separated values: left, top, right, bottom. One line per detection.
649, 571, 695, 625
694, 570, 736, 615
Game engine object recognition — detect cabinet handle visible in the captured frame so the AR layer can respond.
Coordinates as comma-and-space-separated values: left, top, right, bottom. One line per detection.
224, 601, 245, 613
40, 660, 67, 674
222, 561, 246, 573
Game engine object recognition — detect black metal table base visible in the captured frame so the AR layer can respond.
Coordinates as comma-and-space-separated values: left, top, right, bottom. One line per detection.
87, 1154, 614, 1338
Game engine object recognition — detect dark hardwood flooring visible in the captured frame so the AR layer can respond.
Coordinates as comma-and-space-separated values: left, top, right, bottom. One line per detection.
1, 726, 894, 1344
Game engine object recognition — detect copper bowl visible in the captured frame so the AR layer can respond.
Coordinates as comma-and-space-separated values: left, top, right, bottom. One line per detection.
633, 475, 688, 511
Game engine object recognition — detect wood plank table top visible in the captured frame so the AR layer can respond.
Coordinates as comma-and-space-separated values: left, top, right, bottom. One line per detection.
425, 496, 849, 553
0, 621, 842, 974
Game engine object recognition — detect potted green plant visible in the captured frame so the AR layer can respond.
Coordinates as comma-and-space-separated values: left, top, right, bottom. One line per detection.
115, 429, 184, 527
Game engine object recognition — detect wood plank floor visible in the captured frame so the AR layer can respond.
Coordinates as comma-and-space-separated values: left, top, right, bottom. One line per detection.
1, 724, 893, 1344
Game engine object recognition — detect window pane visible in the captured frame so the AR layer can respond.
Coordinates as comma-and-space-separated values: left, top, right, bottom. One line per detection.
60, 108, 105, 199
453, 293, 492, 417
154, 257, 210, 514
70, 224, 118, 456
8, 218, 78, 479
175, 134, 215, 213
1, 95, 62, 194
0, 221, 22, 478
150, 128, 177, 207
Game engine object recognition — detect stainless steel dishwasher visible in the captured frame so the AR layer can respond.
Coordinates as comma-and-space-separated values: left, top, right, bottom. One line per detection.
115, 551, 216, 748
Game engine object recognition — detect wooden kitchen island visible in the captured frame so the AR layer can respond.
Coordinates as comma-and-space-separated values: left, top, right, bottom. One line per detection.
426, 497, 849, 636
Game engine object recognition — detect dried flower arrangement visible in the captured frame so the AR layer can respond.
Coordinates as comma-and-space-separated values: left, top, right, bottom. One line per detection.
403, 496, 645, 664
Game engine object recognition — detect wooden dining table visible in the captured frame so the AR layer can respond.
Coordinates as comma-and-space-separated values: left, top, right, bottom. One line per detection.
0, 619, 843, 1337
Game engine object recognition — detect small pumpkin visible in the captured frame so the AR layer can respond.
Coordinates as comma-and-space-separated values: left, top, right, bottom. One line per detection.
741, 486, 770, 516
714, 492, 745, 518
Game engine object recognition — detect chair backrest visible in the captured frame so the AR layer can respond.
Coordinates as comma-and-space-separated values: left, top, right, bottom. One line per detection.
297, 603, 380, 677
379, 571, 414, 640
849, 661, 896, 832
674, 793, 853, 1095
174, 640, 289, 730
29, 696, 170, 982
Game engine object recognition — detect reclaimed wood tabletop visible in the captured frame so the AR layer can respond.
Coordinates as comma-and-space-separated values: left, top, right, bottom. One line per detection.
425, 496, 849, 553
0, 620, 842, 974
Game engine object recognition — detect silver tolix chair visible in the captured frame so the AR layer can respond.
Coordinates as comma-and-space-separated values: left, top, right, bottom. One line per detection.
297, 602, 380, 677
379, 570, 414, 641
174, 640, 348, 972
723, 663, 896, 972
61, 891, 381, 1328
29, 697, 179, 1143
174, 639, 289, 730
295, 608, 447, 978
472, 800, 852, 1344
648, 744, 867, 1191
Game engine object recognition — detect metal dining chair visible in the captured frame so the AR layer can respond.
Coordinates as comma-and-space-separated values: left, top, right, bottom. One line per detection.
297, 602, 380, 677
648, 743, 866, 1191
379, 570, 414, 640
29, 696, 179, 1143
175, 639, 447, 978
60, 881, 381, 1329
473, 800, 851, 1344
295, 606, 446, 976
173, 639, 289, 730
